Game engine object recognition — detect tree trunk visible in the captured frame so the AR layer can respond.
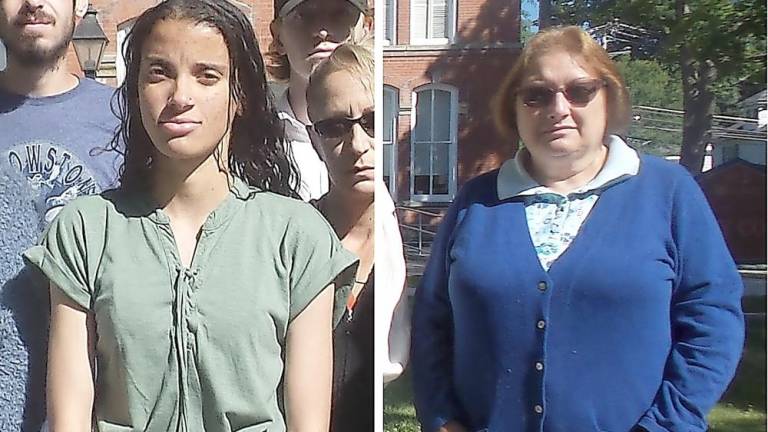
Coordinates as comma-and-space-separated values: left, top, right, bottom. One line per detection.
539, 0, 552, 28
677, 0, 715, 174
679, 53, 716, 173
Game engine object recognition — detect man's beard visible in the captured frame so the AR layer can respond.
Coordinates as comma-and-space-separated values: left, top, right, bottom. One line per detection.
3, 19, 75, 68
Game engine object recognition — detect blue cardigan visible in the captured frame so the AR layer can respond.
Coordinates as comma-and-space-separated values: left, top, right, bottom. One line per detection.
411, 155, 744, 432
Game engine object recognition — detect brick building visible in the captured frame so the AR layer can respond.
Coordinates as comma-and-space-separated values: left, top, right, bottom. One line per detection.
383, 0, 521, 207
64, 0, 276, 86
2, 0, 523, 208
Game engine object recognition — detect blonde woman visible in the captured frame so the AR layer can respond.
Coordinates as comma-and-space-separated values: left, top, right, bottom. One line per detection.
306, 39, 409, 431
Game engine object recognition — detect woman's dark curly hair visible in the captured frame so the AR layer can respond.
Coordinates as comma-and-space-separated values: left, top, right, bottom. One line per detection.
108, 0, 299, 198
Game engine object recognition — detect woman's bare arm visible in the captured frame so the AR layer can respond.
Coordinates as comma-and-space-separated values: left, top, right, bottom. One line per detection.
284, 284, 334, 432
47, 282, 96, 431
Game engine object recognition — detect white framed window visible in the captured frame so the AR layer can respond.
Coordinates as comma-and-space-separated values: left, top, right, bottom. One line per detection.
384, 86, 399, 198
116, 19, 135, 86
0, 40, 6, 71
410, 0, 455, 45
384, 0, 396, 45
410, 84, 458, 202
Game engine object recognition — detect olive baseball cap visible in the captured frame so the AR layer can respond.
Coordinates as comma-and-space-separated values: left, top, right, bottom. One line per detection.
275, 0, 368, 18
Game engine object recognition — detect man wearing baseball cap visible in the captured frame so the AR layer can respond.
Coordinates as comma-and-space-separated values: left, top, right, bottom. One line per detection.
267, 0, 370, 201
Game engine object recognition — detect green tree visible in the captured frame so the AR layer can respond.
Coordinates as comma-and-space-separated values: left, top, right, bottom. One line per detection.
553, 0, 767, 173
615, 56, 683, 156
617, 56, 683, 110
521, 0, 537, 44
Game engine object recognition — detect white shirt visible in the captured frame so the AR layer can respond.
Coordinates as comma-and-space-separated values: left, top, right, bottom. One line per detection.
376, 181, 410, 384
275, 88, 329, 201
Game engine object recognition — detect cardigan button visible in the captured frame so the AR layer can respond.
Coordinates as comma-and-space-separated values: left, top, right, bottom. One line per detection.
537, 282, 547, 291
535, 361, 544, 371
537, 320, 546, 329
534, 405, 543, 414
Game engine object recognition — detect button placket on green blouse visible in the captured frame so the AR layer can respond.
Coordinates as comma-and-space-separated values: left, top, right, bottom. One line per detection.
149, 203, 232, 431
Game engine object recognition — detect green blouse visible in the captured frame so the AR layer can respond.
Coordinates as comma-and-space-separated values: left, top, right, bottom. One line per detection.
24, 178, 357, 432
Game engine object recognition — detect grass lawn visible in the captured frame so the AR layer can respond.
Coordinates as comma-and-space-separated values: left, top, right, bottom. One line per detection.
385, 302, 766, 432
709, 312, 766, 432
383, 370, 419, 432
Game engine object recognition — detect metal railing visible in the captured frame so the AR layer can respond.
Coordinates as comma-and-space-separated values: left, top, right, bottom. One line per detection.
396, 206, 441, 257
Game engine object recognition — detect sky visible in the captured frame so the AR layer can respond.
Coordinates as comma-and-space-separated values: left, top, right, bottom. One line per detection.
523, 0, 539, 20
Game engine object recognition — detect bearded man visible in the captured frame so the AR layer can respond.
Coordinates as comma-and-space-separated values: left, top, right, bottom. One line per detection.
0, 1, 120, 430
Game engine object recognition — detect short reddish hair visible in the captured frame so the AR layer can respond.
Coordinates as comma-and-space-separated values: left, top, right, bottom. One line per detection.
492, 26, 631, 139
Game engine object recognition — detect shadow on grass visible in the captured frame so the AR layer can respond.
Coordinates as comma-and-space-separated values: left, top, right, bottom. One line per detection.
385, 372, 414, 403
385, 370, 420, 431
385, 412, 418, 424
719, 301, 766, 412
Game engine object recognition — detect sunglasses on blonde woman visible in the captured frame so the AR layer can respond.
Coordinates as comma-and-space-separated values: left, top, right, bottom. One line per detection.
518, 78, 606, 108
310, 110, 374, 139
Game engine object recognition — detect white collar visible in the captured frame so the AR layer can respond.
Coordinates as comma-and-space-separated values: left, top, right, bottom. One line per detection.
275, 87, 310, 143
377, 180, 396, 214
497, 135, 640, 200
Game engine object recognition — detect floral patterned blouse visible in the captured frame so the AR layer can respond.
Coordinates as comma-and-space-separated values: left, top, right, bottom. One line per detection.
496, 135, 641, 270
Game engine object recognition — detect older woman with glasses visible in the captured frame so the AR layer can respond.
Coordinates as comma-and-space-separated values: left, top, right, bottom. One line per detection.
411, 26, 744, 432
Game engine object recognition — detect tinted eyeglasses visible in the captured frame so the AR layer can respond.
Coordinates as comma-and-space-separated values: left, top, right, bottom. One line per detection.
518, 79, 606, 108
310, 111, 374, 139
284, 1, 360, 26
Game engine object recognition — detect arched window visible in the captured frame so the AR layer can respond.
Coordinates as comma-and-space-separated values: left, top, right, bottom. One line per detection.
411, 84, 458, 202
383, 86, 399, 197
